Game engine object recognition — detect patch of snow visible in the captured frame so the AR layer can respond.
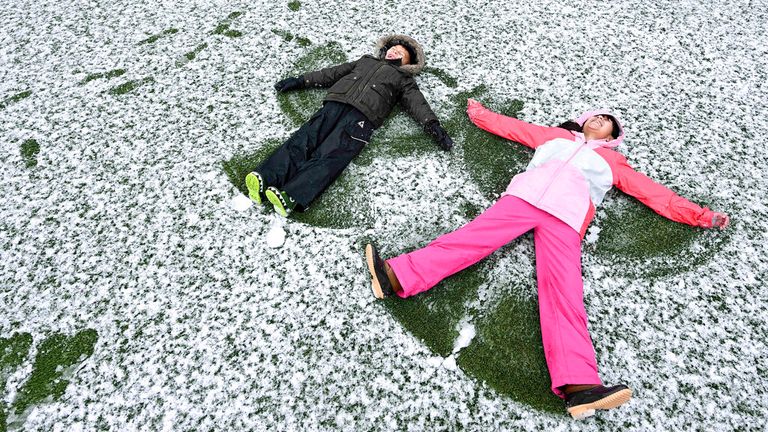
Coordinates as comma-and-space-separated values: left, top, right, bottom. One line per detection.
426, 356, 444, 369
230, 194, 252, 211
265, 216, 286, 248
452, 320, 476, 355
585, 225, 601, 244
442, 355, 457, 370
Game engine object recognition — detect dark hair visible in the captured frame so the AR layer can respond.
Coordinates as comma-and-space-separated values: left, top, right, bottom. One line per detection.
557, 120, 583, 133
557, 117, 620, 139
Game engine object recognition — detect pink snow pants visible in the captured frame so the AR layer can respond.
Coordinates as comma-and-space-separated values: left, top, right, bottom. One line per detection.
387, 196, 601, 396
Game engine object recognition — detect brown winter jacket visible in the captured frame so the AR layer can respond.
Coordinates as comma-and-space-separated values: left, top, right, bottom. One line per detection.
301, 34, 439, 128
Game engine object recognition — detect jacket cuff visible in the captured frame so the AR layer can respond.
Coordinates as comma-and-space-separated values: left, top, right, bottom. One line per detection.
696, 208, 715, 228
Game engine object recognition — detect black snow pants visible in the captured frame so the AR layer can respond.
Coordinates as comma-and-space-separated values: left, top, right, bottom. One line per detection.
257, 102, 375, 210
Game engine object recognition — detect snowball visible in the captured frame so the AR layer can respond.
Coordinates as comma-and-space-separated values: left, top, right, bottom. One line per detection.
265, 217, 286, 248
231, 194, 253, 211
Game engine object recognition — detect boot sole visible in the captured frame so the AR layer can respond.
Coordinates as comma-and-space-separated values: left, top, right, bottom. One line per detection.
567, 388, 632, 420
245, 173, 262, 205
265, 189, 288, 217
365, 244, 385, 299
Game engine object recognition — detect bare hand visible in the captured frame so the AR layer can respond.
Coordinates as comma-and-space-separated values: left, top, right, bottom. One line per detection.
711, 212, 730, 229
466, 98, 485, 119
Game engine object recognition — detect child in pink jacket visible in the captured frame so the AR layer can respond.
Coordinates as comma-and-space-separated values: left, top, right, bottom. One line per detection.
365, 99, 729, 420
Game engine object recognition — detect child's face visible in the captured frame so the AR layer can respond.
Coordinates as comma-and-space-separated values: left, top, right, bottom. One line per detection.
584, 115, 615, 140
385, 45, 411, 65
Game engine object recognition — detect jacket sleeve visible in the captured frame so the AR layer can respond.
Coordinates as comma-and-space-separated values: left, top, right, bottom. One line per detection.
399, 79, 439, 125
301, 58, 359, 88
468, 105, 572, 149
610, 152, 715, 227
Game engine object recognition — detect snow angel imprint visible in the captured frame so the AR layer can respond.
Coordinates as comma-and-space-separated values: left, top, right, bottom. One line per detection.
365, 100, 729, 420
245, 34, 454, 217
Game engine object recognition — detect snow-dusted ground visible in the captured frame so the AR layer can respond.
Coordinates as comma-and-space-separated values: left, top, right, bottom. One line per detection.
1, 0, 767, 430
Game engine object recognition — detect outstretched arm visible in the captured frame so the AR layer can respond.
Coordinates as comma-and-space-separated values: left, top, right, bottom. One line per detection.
609, 152, 730, 229
301, 59, 358, 88
275, 59, 359, 92
400, 81, 453, 151
466, 99, 572, 149
400, 80, 439, 125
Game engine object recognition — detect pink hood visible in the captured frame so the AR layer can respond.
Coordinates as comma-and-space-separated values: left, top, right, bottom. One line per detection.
575, 109, 625, 148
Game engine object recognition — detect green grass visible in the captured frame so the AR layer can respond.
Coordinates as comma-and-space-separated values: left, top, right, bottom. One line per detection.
271, 29, 311, 48
596, 194, 700, 260
138, 28, 178, 45
272, 29, 295, 42
82, 68, 126, 84
20, 139, 40, 168
1, 333, 33, 431
183, 43, 208, 62
384, 262, 488, 356
1, 330, 97, 431
459, 293, 563, 413
423, 66, 459, 88
108, 77, 155, 95
212, 23, 242, 38
288, 1, 301, 11
223, 30, 243, 38
0, 333, 31, 372
354, 110, 437, 166
589, 192, 729, 277
212, 11, 244, 37
11, 330, 98, 417
0, 91, 32, 109
290, 173, 375, 228
443, 85, 528, 198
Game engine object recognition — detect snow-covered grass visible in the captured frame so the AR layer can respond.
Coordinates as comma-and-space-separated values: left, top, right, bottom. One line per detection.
1, 0, 766, 430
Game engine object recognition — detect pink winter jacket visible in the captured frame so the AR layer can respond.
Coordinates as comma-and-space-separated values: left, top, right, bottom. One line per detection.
468, 105, 718, 237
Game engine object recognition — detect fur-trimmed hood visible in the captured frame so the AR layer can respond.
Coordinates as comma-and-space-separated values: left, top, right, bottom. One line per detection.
374, 34, 426, 75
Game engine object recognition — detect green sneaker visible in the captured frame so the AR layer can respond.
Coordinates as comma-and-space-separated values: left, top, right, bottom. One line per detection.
245, 172, 264, 204
265, 186, 297, 217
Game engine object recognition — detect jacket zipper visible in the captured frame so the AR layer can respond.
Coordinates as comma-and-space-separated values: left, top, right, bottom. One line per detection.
533, 141, 587, 205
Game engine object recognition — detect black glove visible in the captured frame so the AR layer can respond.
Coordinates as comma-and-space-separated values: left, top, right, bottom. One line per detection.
274, 76, 304, 92
425, 120, 454, 151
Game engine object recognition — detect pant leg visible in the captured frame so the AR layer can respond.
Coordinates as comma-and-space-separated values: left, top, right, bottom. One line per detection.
282, 108, 374, 208
387, 196, 540, 298
532, 212, 601, 397
257, 102, 351, 189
